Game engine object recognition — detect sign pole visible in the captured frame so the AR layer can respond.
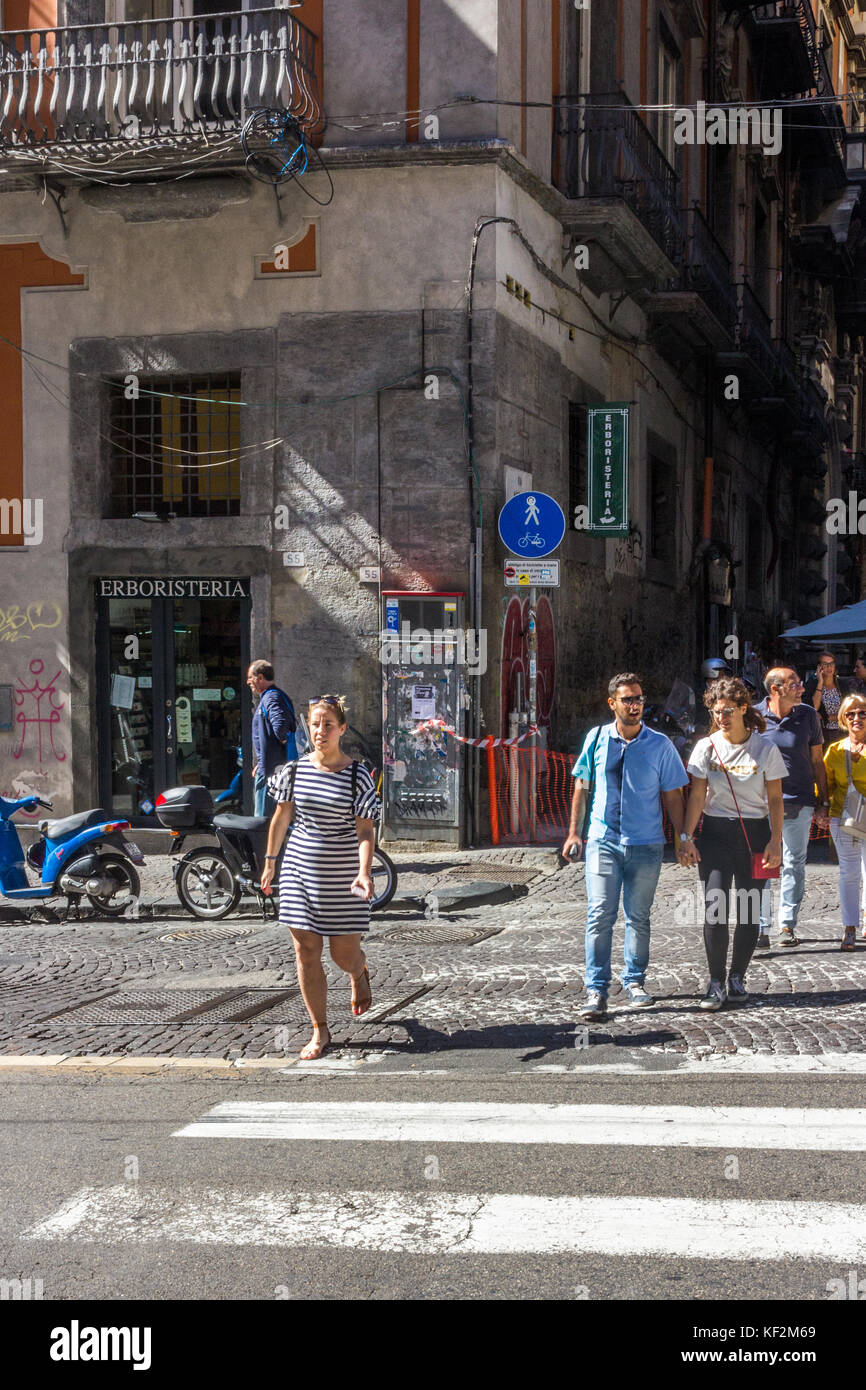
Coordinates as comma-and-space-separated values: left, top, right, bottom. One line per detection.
528, 586, 537, 842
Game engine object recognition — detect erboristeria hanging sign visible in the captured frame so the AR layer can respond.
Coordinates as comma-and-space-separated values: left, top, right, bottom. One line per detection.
586, 404, 629, 536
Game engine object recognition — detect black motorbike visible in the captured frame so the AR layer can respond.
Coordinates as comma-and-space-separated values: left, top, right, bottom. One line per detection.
155, 784, 397, 920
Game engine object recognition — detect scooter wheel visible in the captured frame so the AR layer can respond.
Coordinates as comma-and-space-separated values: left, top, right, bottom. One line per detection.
176, 849, 241, 920
85, 855, 141, 916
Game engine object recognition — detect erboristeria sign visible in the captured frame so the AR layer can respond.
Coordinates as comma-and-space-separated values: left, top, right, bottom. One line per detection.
98, 578, 250, 599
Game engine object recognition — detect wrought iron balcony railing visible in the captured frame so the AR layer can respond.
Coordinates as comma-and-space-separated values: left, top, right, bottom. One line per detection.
735, 279, 781, 386
751, 1, 833, 98
0, 8, 322, 149
680, 206, 738, 338
553, 92, 684, 266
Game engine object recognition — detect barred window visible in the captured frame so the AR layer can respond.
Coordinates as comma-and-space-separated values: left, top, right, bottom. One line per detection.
747, 512, 764, 599
107, 374, 242, 518
649, 453, 675, 564
568, 402, 587, 530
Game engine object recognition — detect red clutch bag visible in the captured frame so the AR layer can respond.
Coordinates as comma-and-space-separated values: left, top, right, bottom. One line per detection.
750, 852, 779, 880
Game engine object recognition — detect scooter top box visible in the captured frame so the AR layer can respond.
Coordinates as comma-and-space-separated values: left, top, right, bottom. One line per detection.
154, 785, 214, 830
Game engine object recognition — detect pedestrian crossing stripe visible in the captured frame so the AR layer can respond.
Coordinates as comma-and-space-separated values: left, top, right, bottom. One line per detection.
172, 1101, 866, 1151
22, 1185, 866, 1260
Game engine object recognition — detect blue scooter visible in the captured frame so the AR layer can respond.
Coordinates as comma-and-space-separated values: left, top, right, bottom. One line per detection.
0, 795, 145, 919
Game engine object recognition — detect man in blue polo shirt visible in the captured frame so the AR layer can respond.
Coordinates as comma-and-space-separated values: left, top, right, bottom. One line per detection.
755, 666, 829, 950
563, 672, 689, 1020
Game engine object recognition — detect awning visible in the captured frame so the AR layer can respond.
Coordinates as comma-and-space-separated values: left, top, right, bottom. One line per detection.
814, 186, 860, 245
782, 599, 866, 642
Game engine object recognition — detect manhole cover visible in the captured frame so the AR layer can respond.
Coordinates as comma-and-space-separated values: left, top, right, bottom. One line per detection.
375, 923, 503, 945
157, 925, 255, 943
443, 864, 540, 884
38, 988, 299, 1025
36, 985, 428, 1028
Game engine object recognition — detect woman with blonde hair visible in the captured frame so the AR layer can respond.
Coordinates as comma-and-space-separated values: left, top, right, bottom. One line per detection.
260, 694, 381, 1059
678, 678, 784, 1010
824, 693, 866, 952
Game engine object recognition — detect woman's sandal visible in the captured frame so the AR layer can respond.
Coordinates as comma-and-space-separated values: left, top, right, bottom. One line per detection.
299, 1025, 331, 1060
841, 928, 857, 952
351, 966, 373, 1017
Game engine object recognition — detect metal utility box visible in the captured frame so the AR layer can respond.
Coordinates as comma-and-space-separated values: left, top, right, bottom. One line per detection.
381, 591, 466, 845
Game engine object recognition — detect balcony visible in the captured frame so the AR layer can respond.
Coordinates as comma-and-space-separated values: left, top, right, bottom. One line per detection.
715, 279, 794, 414
0, 8, 322, 170
647, 206, 738, 355
747, 3, 819, 96
747, 2, 844, 162
554, 92, 684, 295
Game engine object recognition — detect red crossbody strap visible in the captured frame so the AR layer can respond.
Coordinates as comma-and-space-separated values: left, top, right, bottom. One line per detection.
708, 736, 753, 854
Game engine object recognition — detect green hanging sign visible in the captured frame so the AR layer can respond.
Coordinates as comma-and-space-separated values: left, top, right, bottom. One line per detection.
587, 404, 629, 536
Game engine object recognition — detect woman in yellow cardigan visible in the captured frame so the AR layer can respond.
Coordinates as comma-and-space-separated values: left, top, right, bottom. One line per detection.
824, 693, 866, 951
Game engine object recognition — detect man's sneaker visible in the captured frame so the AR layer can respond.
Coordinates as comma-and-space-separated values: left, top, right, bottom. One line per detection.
755, 932, 771, 951
699, 980, 727, 1011
580, 991, 607, 1021
727, 973, 749, 1002
778, 926, 799, 948
622, 982, 655, 1009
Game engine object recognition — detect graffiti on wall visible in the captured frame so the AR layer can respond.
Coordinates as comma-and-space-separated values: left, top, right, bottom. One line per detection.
13, 659, 66, 763
0, 602, 62, 643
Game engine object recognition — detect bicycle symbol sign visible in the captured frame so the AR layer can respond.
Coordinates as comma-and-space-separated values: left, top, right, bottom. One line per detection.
498, 491, 565, 559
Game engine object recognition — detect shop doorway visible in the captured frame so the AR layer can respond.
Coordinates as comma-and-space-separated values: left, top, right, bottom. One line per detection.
96, 579, 251, 821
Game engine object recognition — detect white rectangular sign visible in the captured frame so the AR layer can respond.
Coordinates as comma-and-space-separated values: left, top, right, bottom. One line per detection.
359, 566, 381, 583
504, 560, 560, 588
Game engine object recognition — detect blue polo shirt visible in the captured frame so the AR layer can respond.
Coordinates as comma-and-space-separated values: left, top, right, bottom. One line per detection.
572, 722, 689, 846
755, 698, 822, 805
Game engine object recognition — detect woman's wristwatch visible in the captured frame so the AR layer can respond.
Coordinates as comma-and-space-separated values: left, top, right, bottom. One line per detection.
678, 833, 693, 845
264, 855, 279, 861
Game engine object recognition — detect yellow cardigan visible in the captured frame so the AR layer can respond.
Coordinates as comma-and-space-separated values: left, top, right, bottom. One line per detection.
824, 739, 866, 818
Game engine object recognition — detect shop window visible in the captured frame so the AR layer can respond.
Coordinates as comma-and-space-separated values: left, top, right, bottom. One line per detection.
107, 373, 242, 518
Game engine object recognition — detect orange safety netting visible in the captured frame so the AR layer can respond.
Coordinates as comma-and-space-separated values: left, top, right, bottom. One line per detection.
487, 745, 832, 846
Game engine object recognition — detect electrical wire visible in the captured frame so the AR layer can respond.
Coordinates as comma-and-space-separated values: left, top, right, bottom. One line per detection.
6, 329, 472, 474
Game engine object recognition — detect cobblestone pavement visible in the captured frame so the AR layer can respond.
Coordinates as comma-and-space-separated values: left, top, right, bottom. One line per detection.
1, 849, 864, 1061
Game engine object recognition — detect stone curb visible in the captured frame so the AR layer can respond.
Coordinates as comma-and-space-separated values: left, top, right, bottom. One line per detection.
0, 1054, 295, 1070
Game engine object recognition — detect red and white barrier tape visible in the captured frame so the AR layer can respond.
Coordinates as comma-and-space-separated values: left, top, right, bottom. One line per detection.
414, 718, 540, 748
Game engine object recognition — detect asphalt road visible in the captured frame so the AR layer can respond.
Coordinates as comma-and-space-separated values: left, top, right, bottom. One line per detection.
1, 1065, 865, 1304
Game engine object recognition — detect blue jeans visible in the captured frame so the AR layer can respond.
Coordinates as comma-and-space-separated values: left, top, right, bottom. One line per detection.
254, 772, 275, 818
584, 839, 664, 995
759, 804, 813, 932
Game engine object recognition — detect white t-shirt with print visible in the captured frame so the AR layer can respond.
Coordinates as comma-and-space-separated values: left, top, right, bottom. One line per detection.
687, 732, 787, 820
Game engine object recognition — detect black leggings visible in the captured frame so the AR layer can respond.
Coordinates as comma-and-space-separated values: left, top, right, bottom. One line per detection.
697, 815, 771, 981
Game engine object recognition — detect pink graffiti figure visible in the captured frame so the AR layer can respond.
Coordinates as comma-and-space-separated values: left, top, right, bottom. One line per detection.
13, 659, 66, 763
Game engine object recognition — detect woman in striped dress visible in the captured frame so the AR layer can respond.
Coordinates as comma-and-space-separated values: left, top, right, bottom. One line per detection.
260, 695, 381, 1060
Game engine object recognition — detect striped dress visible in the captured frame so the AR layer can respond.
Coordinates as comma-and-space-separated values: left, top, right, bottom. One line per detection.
267, 755, 381, 936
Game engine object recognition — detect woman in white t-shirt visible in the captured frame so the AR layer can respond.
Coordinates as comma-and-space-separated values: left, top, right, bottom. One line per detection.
677, 678, 785, 1012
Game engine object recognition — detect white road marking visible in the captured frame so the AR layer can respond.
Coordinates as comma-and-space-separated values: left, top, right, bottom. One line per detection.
173, 1100, 866, 1150
23, 1185, 866, 1259
532, 1054, 866, 1075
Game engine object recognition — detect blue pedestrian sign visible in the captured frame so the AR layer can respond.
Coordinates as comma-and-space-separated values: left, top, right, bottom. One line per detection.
498, 491, 565, 559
